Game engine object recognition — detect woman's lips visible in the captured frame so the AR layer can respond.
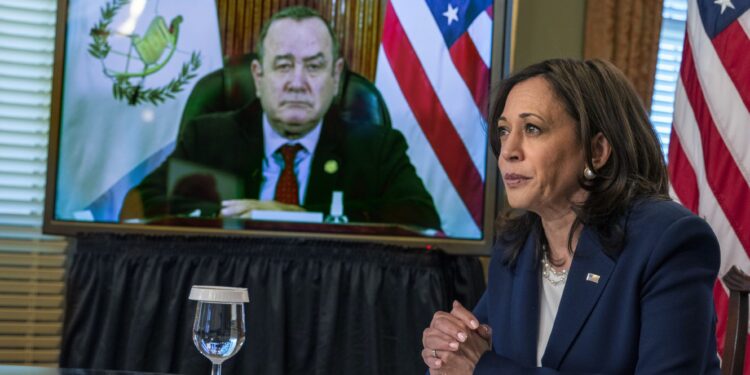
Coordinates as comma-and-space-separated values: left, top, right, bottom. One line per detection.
503, 173, 531, 187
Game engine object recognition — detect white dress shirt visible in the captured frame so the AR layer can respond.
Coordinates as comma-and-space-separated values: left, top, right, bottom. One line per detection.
259, 114, 322, 205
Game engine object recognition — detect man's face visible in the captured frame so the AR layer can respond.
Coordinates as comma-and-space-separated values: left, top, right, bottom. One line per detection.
252, 18, 343, 140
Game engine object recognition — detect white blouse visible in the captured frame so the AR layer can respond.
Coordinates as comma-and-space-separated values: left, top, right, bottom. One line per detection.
537, 273, 567, 367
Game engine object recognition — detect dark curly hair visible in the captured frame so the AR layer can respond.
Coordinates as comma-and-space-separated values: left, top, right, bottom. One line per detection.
489, 58, 669, 265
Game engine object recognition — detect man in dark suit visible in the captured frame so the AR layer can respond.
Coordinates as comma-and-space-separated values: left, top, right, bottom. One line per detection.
129, 6, 441, 230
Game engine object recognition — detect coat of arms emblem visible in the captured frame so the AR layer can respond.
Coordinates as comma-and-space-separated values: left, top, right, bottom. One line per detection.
88, 0, 202, 106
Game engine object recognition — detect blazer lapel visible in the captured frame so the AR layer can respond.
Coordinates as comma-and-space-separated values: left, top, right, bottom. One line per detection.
541, 226, 615, 368
303, 107, 343, 212
505, 234, 541, 367
237, 102, 263, 199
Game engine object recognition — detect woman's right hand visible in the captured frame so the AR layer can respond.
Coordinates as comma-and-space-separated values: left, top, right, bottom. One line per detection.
422, 301, 492, 374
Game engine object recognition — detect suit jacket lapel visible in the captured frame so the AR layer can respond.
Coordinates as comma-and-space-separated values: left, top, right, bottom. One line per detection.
303, 106, 343, 212
541, 226, 615, 368
505, 233, 541, 367
237, 101, 263, 199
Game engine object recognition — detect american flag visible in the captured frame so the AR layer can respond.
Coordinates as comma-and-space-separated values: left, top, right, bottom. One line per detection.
375, 0, 493, 239
668, 0, 750, 368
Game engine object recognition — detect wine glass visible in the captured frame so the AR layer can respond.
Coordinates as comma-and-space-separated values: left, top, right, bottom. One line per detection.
189, 285, 249, 375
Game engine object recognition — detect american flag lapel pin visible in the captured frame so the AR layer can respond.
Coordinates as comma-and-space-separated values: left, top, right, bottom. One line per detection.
586, 273, 601, 284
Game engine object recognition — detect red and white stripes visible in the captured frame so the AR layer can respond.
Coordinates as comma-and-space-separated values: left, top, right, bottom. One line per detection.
375, 0, 493, 238
669, 0, 750, 369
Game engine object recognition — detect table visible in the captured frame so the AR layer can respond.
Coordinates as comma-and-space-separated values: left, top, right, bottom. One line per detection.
60, 233, 486, 374
129, 215, 444, 237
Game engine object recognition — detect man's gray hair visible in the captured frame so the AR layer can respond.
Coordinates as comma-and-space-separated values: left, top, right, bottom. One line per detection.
254, 6, 340, 64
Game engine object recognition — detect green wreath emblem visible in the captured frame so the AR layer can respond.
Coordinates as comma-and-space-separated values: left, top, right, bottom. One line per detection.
88, 0, 202, 106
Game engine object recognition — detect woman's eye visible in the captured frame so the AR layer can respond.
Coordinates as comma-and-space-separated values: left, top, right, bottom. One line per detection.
524, 124, 541, 134
497, 127, 509, 138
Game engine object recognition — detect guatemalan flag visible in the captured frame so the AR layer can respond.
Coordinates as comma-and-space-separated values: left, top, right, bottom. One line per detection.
668, 0, 750, 368
55, 0, 223, 221
375, 0, 493, 239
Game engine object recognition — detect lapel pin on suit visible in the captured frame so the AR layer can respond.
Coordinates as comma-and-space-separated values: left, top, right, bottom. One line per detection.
586, 273, 601, 283
324, 160, 338, 174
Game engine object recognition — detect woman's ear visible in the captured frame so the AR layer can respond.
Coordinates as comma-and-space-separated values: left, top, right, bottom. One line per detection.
591, 132, 612, 169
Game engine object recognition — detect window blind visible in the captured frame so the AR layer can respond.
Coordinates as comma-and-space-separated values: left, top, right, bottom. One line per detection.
650, 0, 688, 160
0, 0, 67, 366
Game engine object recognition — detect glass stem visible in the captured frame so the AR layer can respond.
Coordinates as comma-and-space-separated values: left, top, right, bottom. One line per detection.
211, 363, 221, 375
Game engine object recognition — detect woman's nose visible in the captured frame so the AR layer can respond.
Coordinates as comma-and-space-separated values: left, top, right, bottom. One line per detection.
500, 131, 522, 161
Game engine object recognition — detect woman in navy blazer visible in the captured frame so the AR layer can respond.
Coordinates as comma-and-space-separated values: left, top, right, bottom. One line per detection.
421, 59, 721, 374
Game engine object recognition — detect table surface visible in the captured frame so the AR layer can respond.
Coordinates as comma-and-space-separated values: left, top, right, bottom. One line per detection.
133, 215, 443, 238
0, 365, 175, 375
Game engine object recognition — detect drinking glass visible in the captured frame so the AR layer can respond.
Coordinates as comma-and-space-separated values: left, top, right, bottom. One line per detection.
189, 285, 249, 375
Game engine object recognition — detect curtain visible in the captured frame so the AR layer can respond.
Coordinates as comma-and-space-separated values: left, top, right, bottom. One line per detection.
215, 0, 383, 80
583, 0, 663, 108
60, 234, 485, 375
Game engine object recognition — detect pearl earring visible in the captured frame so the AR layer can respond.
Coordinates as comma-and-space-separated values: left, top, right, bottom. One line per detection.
584, 167, 596, 180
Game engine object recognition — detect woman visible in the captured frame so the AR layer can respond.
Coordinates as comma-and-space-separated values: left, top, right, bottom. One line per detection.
422, 59, 720, 374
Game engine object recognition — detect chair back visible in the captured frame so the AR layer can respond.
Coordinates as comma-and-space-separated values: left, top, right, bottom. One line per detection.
722, 266, 750, 375
178, 53, 392, 135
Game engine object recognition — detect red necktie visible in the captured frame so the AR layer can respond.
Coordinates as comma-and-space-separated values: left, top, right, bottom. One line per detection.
274, 144, 303, 205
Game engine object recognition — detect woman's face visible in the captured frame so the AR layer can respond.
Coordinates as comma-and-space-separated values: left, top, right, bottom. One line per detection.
497, 76, 587, 217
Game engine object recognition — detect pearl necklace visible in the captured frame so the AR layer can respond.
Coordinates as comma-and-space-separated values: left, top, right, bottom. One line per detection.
541, 253, 568, 286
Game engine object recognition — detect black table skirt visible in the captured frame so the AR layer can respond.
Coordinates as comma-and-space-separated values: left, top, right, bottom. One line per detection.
60, 233, 486, 375
0, 364, 173, 375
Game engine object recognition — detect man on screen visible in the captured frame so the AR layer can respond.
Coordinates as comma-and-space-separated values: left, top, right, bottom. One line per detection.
127, 6, 441, 230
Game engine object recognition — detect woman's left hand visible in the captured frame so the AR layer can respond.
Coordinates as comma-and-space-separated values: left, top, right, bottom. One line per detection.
422, 301, 492, 374
449, 301, 492, 365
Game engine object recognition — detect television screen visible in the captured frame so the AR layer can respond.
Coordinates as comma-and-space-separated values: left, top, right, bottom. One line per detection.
44, 0, 510, 255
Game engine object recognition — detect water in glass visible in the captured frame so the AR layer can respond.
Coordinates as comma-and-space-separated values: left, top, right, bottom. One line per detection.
189, 286, 248, 375
193, 302, 245, 363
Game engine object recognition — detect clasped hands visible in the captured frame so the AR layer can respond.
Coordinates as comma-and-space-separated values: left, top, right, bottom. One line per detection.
422, 300, 492, 375
220, 199, 305, 218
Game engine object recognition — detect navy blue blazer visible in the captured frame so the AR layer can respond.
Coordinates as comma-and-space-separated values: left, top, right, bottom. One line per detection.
473, 200, 721, 374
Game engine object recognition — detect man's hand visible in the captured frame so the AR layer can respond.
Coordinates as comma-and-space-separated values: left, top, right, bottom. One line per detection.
422, 301, 492, 374
220, 199, 305, 217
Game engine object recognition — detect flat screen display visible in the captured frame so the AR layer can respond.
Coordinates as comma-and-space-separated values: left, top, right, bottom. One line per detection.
44, 0, 510, 254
